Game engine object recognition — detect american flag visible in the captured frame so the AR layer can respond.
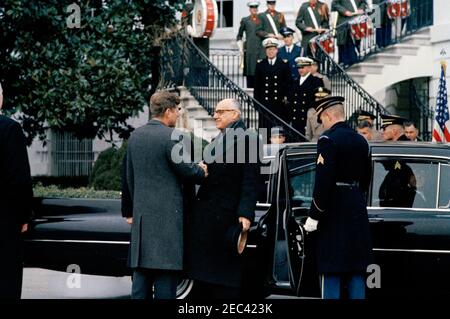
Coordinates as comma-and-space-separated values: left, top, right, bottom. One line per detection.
432, 63, 450, 142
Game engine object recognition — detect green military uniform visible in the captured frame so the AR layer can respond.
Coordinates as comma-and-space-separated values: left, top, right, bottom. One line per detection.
237, 14, 264, 78
295, 1, 330, 52
332, 0, 366, 46
256, 9, 286, 56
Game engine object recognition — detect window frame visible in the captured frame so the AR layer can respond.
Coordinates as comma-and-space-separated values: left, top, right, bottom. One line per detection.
438, 163, 450, 209
216, 0, 233, 29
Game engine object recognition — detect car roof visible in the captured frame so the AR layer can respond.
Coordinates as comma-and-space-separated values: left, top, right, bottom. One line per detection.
279, 142, 450, 160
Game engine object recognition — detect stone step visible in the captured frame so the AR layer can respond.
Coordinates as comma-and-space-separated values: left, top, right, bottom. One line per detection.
349, 62, 384, 75
346, 71, 366, 84
414, 27, 431, 36
384, 44, 420, 56
366, 53, 402, 65
402, 34, 431, 46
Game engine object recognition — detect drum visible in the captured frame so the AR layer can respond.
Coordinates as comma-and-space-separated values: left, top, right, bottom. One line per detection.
387, 0, 410, 19
309, 33, 334, 55
318, 33, 335, 54
348, 15, 374, 41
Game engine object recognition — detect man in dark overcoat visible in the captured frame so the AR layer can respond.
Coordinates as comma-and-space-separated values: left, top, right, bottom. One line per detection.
304, 95, 372, 299
122, 91, 207, 299
186, 99, 260, 299
237, 1, 264, 88
0, 83, 33, 299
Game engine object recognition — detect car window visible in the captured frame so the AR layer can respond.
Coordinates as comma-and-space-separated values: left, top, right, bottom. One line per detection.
439, 164, 450, 209
371, 159, 439, 209
287, 157, 316, 208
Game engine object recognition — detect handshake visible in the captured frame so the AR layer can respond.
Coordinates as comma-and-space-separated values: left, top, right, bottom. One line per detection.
198, 161, 209, 177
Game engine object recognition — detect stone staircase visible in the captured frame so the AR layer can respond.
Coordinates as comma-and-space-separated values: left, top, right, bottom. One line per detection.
346, 27, 433, 96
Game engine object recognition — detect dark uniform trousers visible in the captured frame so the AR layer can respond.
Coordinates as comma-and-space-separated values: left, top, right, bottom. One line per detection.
254, 58, 292, 132
290, 75, 324, 136
309, 121, 372, 299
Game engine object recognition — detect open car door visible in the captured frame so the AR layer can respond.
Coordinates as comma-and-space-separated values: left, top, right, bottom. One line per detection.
282, 149, 321, 297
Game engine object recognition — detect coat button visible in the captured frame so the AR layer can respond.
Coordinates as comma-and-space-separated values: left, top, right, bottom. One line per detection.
303, 94, 306, 96
274, 97, 278, 100
265, 97, 269, 100
265, 90, 268, 93
266, 83, 269, 87
295, 94, 297, 97
274, 76, 278, 79
293, 109, 297, 111
302, 101, 305, 104
302, 117, 305, 120
274, 90, 277, 93
294, 101, 297, 104
293, 117, 296, 120
266, 77, 268, 80
274, 83, 278, 86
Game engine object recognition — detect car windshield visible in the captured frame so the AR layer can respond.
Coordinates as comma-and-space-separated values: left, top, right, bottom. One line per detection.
371, 159, 439, 209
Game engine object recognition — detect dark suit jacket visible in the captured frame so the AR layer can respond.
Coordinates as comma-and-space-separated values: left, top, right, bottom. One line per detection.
0, 115, 32, 298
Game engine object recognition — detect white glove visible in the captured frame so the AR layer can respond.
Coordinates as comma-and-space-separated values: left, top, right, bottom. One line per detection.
304, 217, 318, 232
237, 40, 244, 55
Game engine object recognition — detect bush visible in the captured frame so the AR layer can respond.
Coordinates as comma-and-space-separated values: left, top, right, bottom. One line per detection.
33, 183, 120, 199
89, 143, 127, 191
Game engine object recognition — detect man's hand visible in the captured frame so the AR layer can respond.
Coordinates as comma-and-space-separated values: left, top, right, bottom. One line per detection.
306, 27, 315, 32
344, 10, 353, 17
21, 224, 28, 233
357, 9, 364, 15
125, 217, 133, 225
303, 217, 318, 232
199, 161, 208, 177
317, 28, 326, 34
267, 33, 276, 38
239, 217, 251, 231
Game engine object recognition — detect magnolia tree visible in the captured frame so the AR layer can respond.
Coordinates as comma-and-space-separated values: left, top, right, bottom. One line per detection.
0, 0, 186, 144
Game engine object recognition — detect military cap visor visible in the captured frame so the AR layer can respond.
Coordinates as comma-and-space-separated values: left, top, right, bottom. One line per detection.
263, 38, 279, 48
314, 87, 331, 99
280, 27, 295, 37
314, 96, 345, 123
380, 114, 407, 129
295, 57, 313, 68
358, 110, 376, 121
271, 126, 285, 136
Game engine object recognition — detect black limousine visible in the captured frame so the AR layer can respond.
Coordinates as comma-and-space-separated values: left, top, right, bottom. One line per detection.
25, 142, 450, 298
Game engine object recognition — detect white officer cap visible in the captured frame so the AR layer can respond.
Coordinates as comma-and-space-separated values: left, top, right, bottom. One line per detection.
247, 1, 260, 7
295, 57, 314, 68
262, 38, 280, 48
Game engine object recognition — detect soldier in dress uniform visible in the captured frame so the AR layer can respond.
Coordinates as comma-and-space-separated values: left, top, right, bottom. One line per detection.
303, 95, 372, 299
256, 1, 286, 57
295, 0, 330, 57
277, 27, 302, 81
254, 38, 292, 129
237, 1, 264, 88
331, 0, 367, 67
310, 56, 331, 90
380, 114, 410, 141
306, 86, 330, 141
289, 57, 324, 136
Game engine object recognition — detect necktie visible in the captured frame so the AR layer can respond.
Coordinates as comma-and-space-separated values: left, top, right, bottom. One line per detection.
287, 47, 291, 54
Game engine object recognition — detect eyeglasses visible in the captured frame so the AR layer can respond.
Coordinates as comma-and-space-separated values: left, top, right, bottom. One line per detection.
214, 109, 238, 115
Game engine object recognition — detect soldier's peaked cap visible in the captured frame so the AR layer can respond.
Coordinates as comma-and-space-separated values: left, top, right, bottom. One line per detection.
380, 114, 407, 129
314, 95, 345, 124
280, 27, 295, 36
314, 87, 331, 99
247, 1, 260, 7
262, 38, 280, 48
358, 110, 376, 121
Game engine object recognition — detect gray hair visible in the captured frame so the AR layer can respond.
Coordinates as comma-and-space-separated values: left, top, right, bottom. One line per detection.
228, 99, 242, 112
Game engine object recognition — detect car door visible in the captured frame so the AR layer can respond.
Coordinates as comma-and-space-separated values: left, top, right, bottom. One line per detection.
368, 156, 450, 297
280, 146, 321, 297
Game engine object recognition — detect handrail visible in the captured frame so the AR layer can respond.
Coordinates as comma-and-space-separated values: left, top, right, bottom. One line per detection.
160, 33, 307, 142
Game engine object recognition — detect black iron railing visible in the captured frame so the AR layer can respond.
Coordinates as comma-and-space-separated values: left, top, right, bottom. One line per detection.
209, 49, 246, 89
160, 34, 306, 142
410, 83, 433, 141
324, 0, 433, 68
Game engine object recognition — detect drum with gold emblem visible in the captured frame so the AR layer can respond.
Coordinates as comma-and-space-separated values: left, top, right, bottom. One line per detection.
387, 0, 411, 19
309, 33, 334, 55
190, 0, 218, 38
348, 15, 374, 41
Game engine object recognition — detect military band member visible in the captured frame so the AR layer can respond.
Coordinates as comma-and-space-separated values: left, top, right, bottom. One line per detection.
310, 56, 331, 90
304, 95, 372, 299
277, 27, 302, 81
237, 1, 264, 88
295, 0, 330, 57
289, 57, 324, 136
332, 0, 367, 67
306, 87, 330, 141
256, 1, 286, 56
380, 114, 410, 141
254, 38, 292, 127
